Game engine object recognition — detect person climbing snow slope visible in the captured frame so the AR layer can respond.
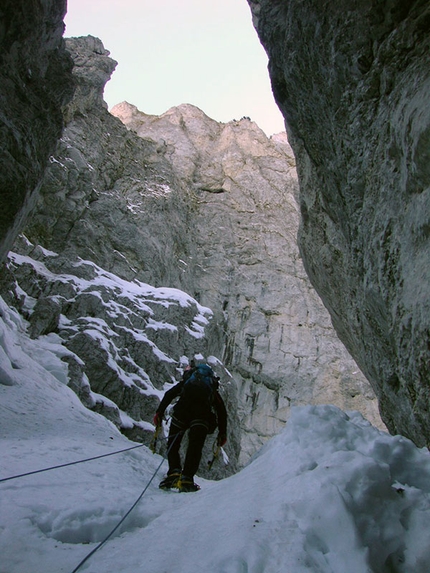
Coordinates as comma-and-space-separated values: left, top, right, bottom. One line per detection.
153, 361, 227, 492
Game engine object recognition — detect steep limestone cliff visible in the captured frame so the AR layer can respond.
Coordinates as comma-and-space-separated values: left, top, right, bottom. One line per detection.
248, 0, 430, 447
0, 0, 73, 262
4, 37, 381, 466
112, 100, 385, 461
10, 36, 384, 463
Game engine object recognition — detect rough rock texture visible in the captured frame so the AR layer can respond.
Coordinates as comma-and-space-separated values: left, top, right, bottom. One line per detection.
0, 0, 73, 263
5, 238, 239, 479
11, 36, 384, 464
248, 0, 430, 446
25, 36, 196, 291
112, 101, 385, 462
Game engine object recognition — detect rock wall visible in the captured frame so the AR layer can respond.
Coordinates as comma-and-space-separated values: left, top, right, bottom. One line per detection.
112, 101, 385, 462
0, 0, 73, 262
3, 237, 240, 479
248, 0, 430, 446
11, 35, 384, 463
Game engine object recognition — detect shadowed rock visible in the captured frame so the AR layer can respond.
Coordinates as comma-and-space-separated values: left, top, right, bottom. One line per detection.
248, 0, 430, 446
0, 0, 74, 262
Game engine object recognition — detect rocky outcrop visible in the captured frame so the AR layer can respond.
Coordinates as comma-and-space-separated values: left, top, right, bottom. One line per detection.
62, 36, 116, 121
9, 35, 384, 464
24, 36, 196, 291
0, 0, 73, 263
5, 238, 240, 479
248, 1, 430, 446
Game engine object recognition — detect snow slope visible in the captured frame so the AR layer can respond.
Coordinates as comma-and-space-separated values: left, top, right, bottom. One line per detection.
1, 298, 430, 573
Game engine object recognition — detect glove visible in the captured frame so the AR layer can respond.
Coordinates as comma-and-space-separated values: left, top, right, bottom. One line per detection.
217, 433, 227, 447
153, 412, 162, 427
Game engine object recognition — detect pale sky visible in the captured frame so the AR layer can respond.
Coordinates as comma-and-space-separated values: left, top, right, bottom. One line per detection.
64, 0, 286, 136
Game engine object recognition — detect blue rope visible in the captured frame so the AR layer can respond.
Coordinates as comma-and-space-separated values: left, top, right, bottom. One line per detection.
70, 453, 166, 573
1, 426, 181, 573
70, 431, 181, 573
0, 443, 147, 483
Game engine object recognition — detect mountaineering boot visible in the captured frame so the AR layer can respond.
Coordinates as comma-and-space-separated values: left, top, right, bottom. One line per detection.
159, 470, 181, 489
177, 475, 200, 492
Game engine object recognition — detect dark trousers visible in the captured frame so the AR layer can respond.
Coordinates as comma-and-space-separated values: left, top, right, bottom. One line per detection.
167, 418, 208, 479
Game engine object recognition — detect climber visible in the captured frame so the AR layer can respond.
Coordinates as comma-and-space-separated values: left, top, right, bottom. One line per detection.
153, 360, 227, 492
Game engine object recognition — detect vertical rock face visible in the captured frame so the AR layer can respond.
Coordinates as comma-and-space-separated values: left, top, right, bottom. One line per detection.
16, 36, 384, 463
248, 1, 430, 446
112, 101, 384, 462
0, 0, 73, 262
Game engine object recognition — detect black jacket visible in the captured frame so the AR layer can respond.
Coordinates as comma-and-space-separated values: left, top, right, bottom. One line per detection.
156, 373, 227, 436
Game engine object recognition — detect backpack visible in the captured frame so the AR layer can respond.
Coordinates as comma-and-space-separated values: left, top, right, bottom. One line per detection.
181, 363, 219, 408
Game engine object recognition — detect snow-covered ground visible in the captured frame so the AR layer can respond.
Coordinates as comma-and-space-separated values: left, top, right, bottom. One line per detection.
1, 298, 430, 573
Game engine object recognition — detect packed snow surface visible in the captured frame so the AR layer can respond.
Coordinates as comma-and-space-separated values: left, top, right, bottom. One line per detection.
1, 299, 430, 573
